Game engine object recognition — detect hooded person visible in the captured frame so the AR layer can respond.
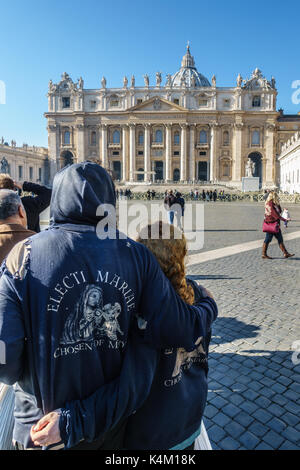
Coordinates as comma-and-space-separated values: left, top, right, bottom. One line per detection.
0, 162, 217, 450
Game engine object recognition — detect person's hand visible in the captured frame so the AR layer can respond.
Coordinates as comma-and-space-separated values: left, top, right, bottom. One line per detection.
202, 287, 214, 299
13, 181, 23, 191
30, 410, 62, 447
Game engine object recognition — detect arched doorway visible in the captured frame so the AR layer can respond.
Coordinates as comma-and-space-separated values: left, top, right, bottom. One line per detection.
173, 168, 180, 181
248, 152, 262, 184
61, 151, 74, 168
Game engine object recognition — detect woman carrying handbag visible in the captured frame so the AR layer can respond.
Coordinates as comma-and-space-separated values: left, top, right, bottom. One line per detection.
262, 191, 294, 259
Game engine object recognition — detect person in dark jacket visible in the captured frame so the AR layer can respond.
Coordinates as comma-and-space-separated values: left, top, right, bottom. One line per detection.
0, 174, 51, 232
164, 190, 176, 225
30, 222, 216, 450
174, 192, 185, 230
0, 162, 217, 450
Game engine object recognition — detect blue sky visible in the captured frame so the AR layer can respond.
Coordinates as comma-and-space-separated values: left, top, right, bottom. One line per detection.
0, 0, 299, 147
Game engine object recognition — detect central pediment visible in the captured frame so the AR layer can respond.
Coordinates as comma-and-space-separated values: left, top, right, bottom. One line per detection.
128, 96, 187, 113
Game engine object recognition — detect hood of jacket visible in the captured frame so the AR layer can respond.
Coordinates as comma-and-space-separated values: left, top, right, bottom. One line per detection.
50, 162, 116, 226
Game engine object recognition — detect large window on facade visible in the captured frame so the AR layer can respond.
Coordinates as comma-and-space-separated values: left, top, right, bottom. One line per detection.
174, 132, 180, 145
29, 167, 33, 180
199, 130, 208, 144
110, 95, 120, 107
155, 129, 163, 143
252, 130, 260, 146
252, 95, 261, 107
112, 130, 120, 144
64, 131, 70, 145
18, 165, 23, 179
38, 168, 42, 181
62, 97, 70, 108
138, 131, 144, 145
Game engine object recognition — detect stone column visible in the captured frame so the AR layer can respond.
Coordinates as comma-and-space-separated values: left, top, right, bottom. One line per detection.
189, 124, 196, 181
47, 123, 60, 181
129, 124, 136, 182
143, 124, 151, 182
165, 124, 172, 182
232, 122, 243, 183
101, 124, 108, 169
209, 123, 217, 182
121, 125, 127, 181
265, 123, 275, 186
180, 124, 187, 181
76, 123, 86, 163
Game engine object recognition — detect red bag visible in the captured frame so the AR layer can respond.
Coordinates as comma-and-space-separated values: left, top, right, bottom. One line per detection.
262, 220, 280, 234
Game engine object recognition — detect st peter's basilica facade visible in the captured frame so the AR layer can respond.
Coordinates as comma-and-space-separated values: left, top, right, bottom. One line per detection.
45, 45, 300, 188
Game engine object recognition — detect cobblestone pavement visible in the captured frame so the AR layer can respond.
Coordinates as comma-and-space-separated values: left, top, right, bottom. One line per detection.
187, 236, 300, 450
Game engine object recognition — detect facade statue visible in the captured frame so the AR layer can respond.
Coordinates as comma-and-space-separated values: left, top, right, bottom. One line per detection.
271, 76, 276, 89
101, 76, 107, 89
190, 75, 196, 88
1, 137, 4, 145
0, 157, 9, 174
211, 75, 216, 87
123, 76, 128, 88
236, 73, 242, 87
180, 75, 186, 88
166, 74, 172, 87
156, 72, 162, 87
78, 77, 84, 89
131, 75, 135, 87
245, 158, 255, 177
143, 74, 149, 87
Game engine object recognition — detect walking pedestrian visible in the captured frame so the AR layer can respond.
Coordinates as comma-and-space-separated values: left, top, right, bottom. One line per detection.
262, 191, 294, 259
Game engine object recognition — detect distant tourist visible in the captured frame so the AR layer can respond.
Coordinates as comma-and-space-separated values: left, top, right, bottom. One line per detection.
262, 191, 294, 259
213, 190, 217, 202
175, 192, 185, 229
281, 207, 290, 229
164, 190, 176, 224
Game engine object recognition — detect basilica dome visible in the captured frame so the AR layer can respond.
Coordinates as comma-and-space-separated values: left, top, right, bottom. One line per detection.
171, 45, 211, 88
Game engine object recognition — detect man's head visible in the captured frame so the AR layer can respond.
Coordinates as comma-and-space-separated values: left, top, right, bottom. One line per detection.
0, 189, 27, 227
0, 174, 15, 190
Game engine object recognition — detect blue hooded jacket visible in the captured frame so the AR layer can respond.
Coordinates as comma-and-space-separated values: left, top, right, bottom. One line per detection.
0, 162, 217, 449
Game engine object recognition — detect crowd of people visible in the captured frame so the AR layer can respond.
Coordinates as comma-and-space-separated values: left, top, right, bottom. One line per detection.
0, 164, 295, 452
189, 189, 225, 202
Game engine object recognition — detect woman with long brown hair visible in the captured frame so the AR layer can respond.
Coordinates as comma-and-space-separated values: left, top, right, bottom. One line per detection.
262, 191, 294, 259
